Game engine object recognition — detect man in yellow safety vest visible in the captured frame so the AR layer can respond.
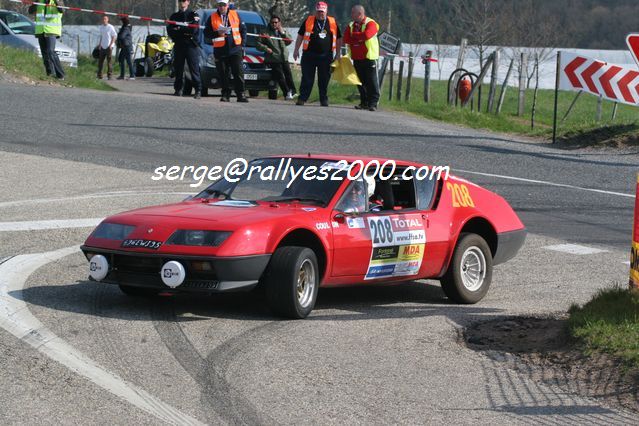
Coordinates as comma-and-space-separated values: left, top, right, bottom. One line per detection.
28, 0, 65, 79
343, 5, 380, 111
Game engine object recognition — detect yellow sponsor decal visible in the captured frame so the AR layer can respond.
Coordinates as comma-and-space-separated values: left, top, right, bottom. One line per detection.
631, 242, 639, 288
447, 183, 475, 208
398, 244, 425, 262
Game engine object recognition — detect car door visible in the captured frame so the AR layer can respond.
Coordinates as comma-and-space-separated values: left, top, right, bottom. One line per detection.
331, 177, 428, 281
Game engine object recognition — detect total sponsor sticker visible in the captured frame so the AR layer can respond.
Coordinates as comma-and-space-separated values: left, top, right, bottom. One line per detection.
364, 214, 426, 280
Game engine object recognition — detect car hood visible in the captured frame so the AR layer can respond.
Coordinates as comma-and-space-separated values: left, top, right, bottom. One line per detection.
11, 34, 75, 53
107, 200, 323, 231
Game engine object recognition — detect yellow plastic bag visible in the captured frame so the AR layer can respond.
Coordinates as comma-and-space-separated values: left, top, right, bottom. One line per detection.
331, 56, 361, 86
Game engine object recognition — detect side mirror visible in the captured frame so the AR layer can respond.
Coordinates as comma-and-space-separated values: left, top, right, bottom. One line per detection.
333, 213, 346, 224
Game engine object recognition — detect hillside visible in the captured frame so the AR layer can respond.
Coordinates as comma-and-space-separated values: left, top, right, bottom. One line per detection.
5, 0, 639, 49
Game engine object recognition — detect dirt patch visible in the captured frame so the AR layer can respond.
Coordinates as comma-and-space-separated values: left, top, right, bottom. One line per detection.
556, 124, 639, 149
465, 316, 639, 413
0, 66, 63, 87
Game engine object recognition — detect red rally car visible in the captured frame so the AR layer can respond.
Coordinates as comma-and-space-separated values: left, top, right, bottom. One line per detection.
81, 155, 525, 319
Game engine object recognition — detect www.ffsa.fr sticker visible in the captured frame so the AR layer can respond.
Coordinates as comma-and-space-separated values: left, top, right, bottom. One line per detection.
364, 215, 426, 280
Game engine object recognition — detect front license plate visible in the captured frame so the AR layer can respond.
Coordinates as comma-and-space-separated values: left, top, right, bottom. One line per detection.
121, 239, 162, 250
244, 73, 258, 80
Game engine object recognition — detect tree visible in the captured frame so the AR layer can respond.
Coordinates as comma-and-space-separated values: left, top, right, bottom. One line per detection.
243, 0, 308, 25
449, 0, 506, 68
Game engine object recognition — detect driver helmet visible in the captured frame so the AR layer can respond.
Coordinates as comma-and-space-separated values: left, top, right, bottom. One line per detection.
364, 174, 375, 199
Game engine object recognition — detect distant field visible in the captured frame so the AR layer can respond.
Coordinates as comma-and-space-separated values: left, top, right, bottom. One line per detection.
306, 68, 639, 146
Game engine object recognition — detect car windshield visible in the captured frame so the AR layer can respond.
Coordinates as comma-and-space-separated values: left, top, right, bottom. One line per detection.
0, 12, 35, 35
195, 158, 346, 206
244, 23, 265, 48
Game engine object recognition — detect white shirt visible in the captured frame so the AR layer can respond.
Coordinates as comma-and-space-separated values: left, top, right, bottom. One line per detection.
99, 24, 117, 49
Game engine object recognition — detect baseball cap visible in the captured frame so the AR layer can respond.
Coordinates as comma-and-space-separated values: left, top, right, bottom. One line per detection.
217, 0, 229, 4
315, 2, 328, 12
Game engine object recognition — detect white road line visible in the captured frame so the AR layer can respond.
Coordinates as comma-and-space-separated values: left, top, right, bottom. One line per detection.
543, 244, 609, 255
0, 190, 193, 208
0, 218, 104, 232
623, 261, 631, 265
0, 247, 205, 426
457, 169, 636, 199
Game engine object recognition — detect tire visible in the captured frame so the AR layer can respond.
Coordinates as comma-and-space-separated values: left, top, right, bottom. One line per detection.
268, 89, 278, 100
440, 233, 493, 304
201, 86, 208, 97
118, 284, 159, 297
144, 57, 154, 77
248, 89, 259, 97
134, 59, 145, 77
183, 78, 193, 96
262, 246, 319, 319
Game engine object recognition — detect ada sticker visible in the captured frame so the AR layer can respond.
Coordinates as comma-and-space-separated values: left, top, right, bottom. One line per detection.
364, 215, 426, 280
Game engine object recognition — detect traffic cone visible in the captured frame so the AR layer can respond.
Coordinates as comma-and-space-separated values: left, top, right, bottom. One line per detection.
630, 173, 639, 291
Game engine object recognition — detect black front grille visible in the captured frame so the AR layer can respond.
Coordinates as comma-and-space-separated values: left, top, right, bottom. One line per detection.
110, 254, 218, 282
113, 255, 162, 274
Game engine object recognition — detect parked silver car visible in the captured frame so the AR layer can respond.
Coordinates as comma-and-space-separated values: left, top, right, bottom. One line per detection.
0, 9, 77, 68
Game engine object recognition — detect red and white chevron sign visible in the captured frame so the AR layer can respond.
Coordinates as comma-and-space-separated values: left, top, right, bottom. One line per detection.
559, 34, 639, 106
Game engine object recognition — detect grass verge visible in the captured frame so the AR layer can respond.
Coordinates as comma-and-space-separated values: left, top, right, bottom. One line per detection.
296, 65, 639, 146
0, 44, 114, 91
568, 287, 639, 368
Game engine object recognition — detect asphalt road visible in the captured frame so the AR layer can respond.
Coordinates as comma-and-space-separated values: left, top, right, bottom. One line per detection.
0, 78, 637, 424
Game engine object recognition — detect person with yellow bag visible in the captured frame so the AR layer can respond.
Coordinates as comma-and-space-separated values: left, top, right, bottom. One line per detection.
343, 5, 380, 111
330, 56, 361, 86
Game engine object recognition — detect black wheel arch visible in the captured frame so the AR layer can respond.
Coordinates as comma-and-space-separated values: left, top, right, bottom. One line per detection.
438, 216, 497, 277
274, 229, 328, 282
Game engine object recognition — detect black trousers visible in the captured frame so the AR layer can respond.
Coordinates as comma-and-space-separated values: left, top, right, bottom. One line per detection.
353, 59, 380, 107
269, 62, 296, 95
299, 52, 332, 103
118, 46, 134, 78
37, 35, 64, 78
97, 47, 113, 78
216, 54, 244, 97
173, 43, 201, 93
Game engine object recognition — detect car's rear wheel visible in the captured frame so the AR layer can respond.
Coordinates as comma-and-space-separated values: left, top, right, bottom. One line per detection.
134, 59, 145, 77
440, 233, 492, 304
248, 89, 259, 97
263, 246, 319, 319
144, 57, 154, 77
118, 284, 159, 297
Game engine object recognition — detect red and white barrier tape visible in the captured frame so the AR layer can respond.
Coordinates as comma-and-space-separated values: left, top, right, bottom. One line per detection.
5, 0, 295, 41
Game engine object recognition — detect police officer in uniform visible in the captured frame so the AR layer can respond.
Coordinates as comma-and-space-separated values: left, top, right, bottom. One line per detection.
167, 0, 202, 99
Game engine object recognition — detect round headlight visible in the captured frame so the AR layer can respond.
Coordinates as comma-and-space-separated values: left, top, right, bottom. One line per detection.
161, 261, 186, 288
89, 255, 109, 281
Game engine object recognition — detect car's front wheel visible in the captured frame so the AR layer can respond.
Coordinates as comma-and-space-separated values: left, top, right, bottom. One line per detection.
263, 246, 319, 319
118, 284, 159, 297
440, 233, 492, 304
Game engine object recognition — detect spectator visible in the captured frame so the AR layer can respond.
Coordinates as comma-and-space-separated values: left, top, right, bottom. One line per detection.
292, 2, 341, 107
205, 0, 248, 102
96, 15, 117, 80
116, 16, 135, 80
343, 5, 380, 111
167, 0, 202, 98
256, 15, 296, 100
28, 0, 65, 80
